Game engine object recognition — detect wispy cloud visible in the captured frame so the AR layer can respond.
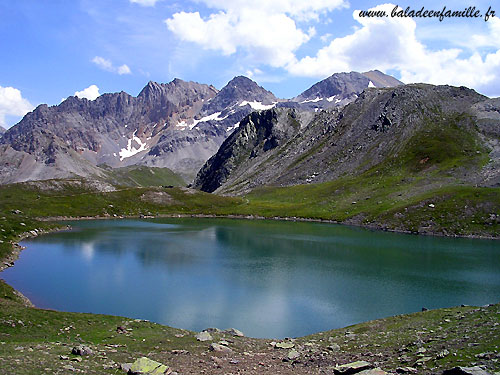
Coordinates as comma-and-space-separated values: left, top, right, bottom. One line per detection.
130, 0, 160, 6
92, 56, 132, 75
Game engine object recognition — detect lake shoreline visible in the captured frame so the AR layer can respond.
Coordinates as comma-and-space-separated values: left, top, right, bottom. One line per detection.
36, 213, 500, 240
2, 213, 497, 315
3, 215, 498, 334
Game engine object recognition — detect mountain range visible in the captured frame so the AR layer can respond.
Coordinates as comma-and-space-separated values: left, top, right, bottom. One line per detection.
0, 70, 401, 185
194, 84, 500, 194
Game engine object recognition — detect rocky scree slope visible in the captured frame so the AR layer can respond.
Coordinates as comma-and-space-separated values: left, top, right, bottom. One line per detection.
194, 84, 498, 195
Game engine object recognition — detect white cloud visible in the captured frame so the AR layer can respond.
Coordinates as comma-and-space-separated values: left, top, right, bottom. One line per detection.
117, 64, 131, 75
287, 3, 500, 97
130, 0, 159, 6
74, 85, 100, 100
165, 0, 347, 68
92, 56, 114, 72
92, 56, 132, 75
0, 86, 34, 128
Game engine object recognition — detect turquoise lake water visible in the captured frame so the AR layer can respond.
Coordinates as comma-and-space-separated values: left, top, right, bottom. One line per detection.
1, 218, 499, 338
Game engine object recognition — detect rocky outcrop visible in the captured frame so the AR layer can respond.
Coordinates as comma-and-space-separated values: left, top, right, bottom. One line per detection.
193, 108, 309, 192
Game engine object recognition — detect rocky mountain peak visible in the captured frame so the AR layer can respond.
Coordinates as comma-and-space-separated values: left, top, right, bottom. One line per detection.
291, 70, 403, 109
138, 80, 166, 101
201, 76, 278, 113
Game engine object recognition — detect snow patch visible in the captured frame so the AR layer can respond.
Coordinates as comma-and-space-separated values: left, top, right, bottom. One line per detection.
226, 122, 240, 133
326, 96, 336, 102
177, 112, 228, 130
119, 131, 148, 161
368, 81, 375, 88
239, 101, 276, 110
300, 97, 323, 104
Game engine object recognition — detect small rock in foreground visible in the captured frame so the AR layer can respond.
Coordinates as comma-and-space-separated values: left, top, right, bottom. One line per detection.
224, 328, 244, 337
128, 357, 171, 374
442, 366, 493, 375
209, 343, 232, 353
287, 349, 300, 361
334, 360, 373, 374
195, 331, 213, 342
275, 342, 295, 349
71, 345, 92, 356
357, 369, 389, 375
120, 363, 132, 372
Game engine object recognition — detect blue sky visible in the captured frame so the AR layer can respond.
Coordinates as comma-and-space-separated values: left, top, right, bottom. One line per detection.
1, 0, 499, 128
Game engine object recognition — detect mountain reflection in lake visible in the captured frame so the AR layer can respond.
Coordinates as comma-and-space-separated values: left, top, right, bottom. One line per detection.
2, 218, 499, 338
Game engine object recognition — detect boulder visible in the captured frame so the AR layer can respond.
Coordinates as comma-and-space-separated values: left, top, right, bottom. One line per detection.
195, 331, 213, 342
327, 343, 341, 352
120, 363, 132, 372
334, 361, 373, 374
396, 367, 418, 374
224, 328, 244, 337
71, 345, 93, 356
442, 367, 492, 375
275, 342, 295, 349
357, 369, 389, 375
203, 328, 222, 333
287, 349, 300, 360
129, 357, 170, 374
209, 343, 232, 353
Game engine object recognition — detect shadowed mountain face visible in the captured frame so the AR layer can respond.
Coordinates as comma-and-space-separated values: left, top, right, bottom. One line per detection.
194, 84, 500, 195
0, 71, 401, 185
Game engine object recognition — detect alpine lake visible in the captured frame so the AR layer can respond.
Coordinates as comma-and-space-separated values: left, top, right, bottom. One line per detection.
2, 218, 499, 338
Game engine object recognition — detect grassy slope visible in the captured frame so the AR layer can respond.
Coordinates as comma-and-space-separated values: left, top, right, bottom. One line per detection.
102, 166, 186, 188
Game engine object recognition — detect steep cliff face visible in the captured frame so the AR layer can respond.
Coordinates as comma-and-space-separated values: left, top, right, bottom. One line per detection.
194, 84, 497, 195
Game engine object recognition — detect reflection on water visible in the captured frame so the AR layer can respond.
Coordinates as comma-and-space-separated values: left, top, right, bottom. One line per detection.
1, 218, 499, 338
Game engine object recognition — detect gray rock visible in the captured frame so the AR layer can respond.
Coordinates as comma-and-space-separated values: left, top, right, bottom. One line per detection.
442, 366, 493, 375
287, 349, 300, 360
334, 361, 373, 374
327, 343, 341, 351
203, 328, 221, 333
437, 349, 450, 358
414, 356, 432, 366
224, 328, 244, 337
396, 367, 418, 373
357, 369, 389, 375
128, 356, 170, 374
71, 345, 92, 356
195, 331, 213, 342
209, 343, 232, 353
275, 342, 295, 349
120, 363, 132, 372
